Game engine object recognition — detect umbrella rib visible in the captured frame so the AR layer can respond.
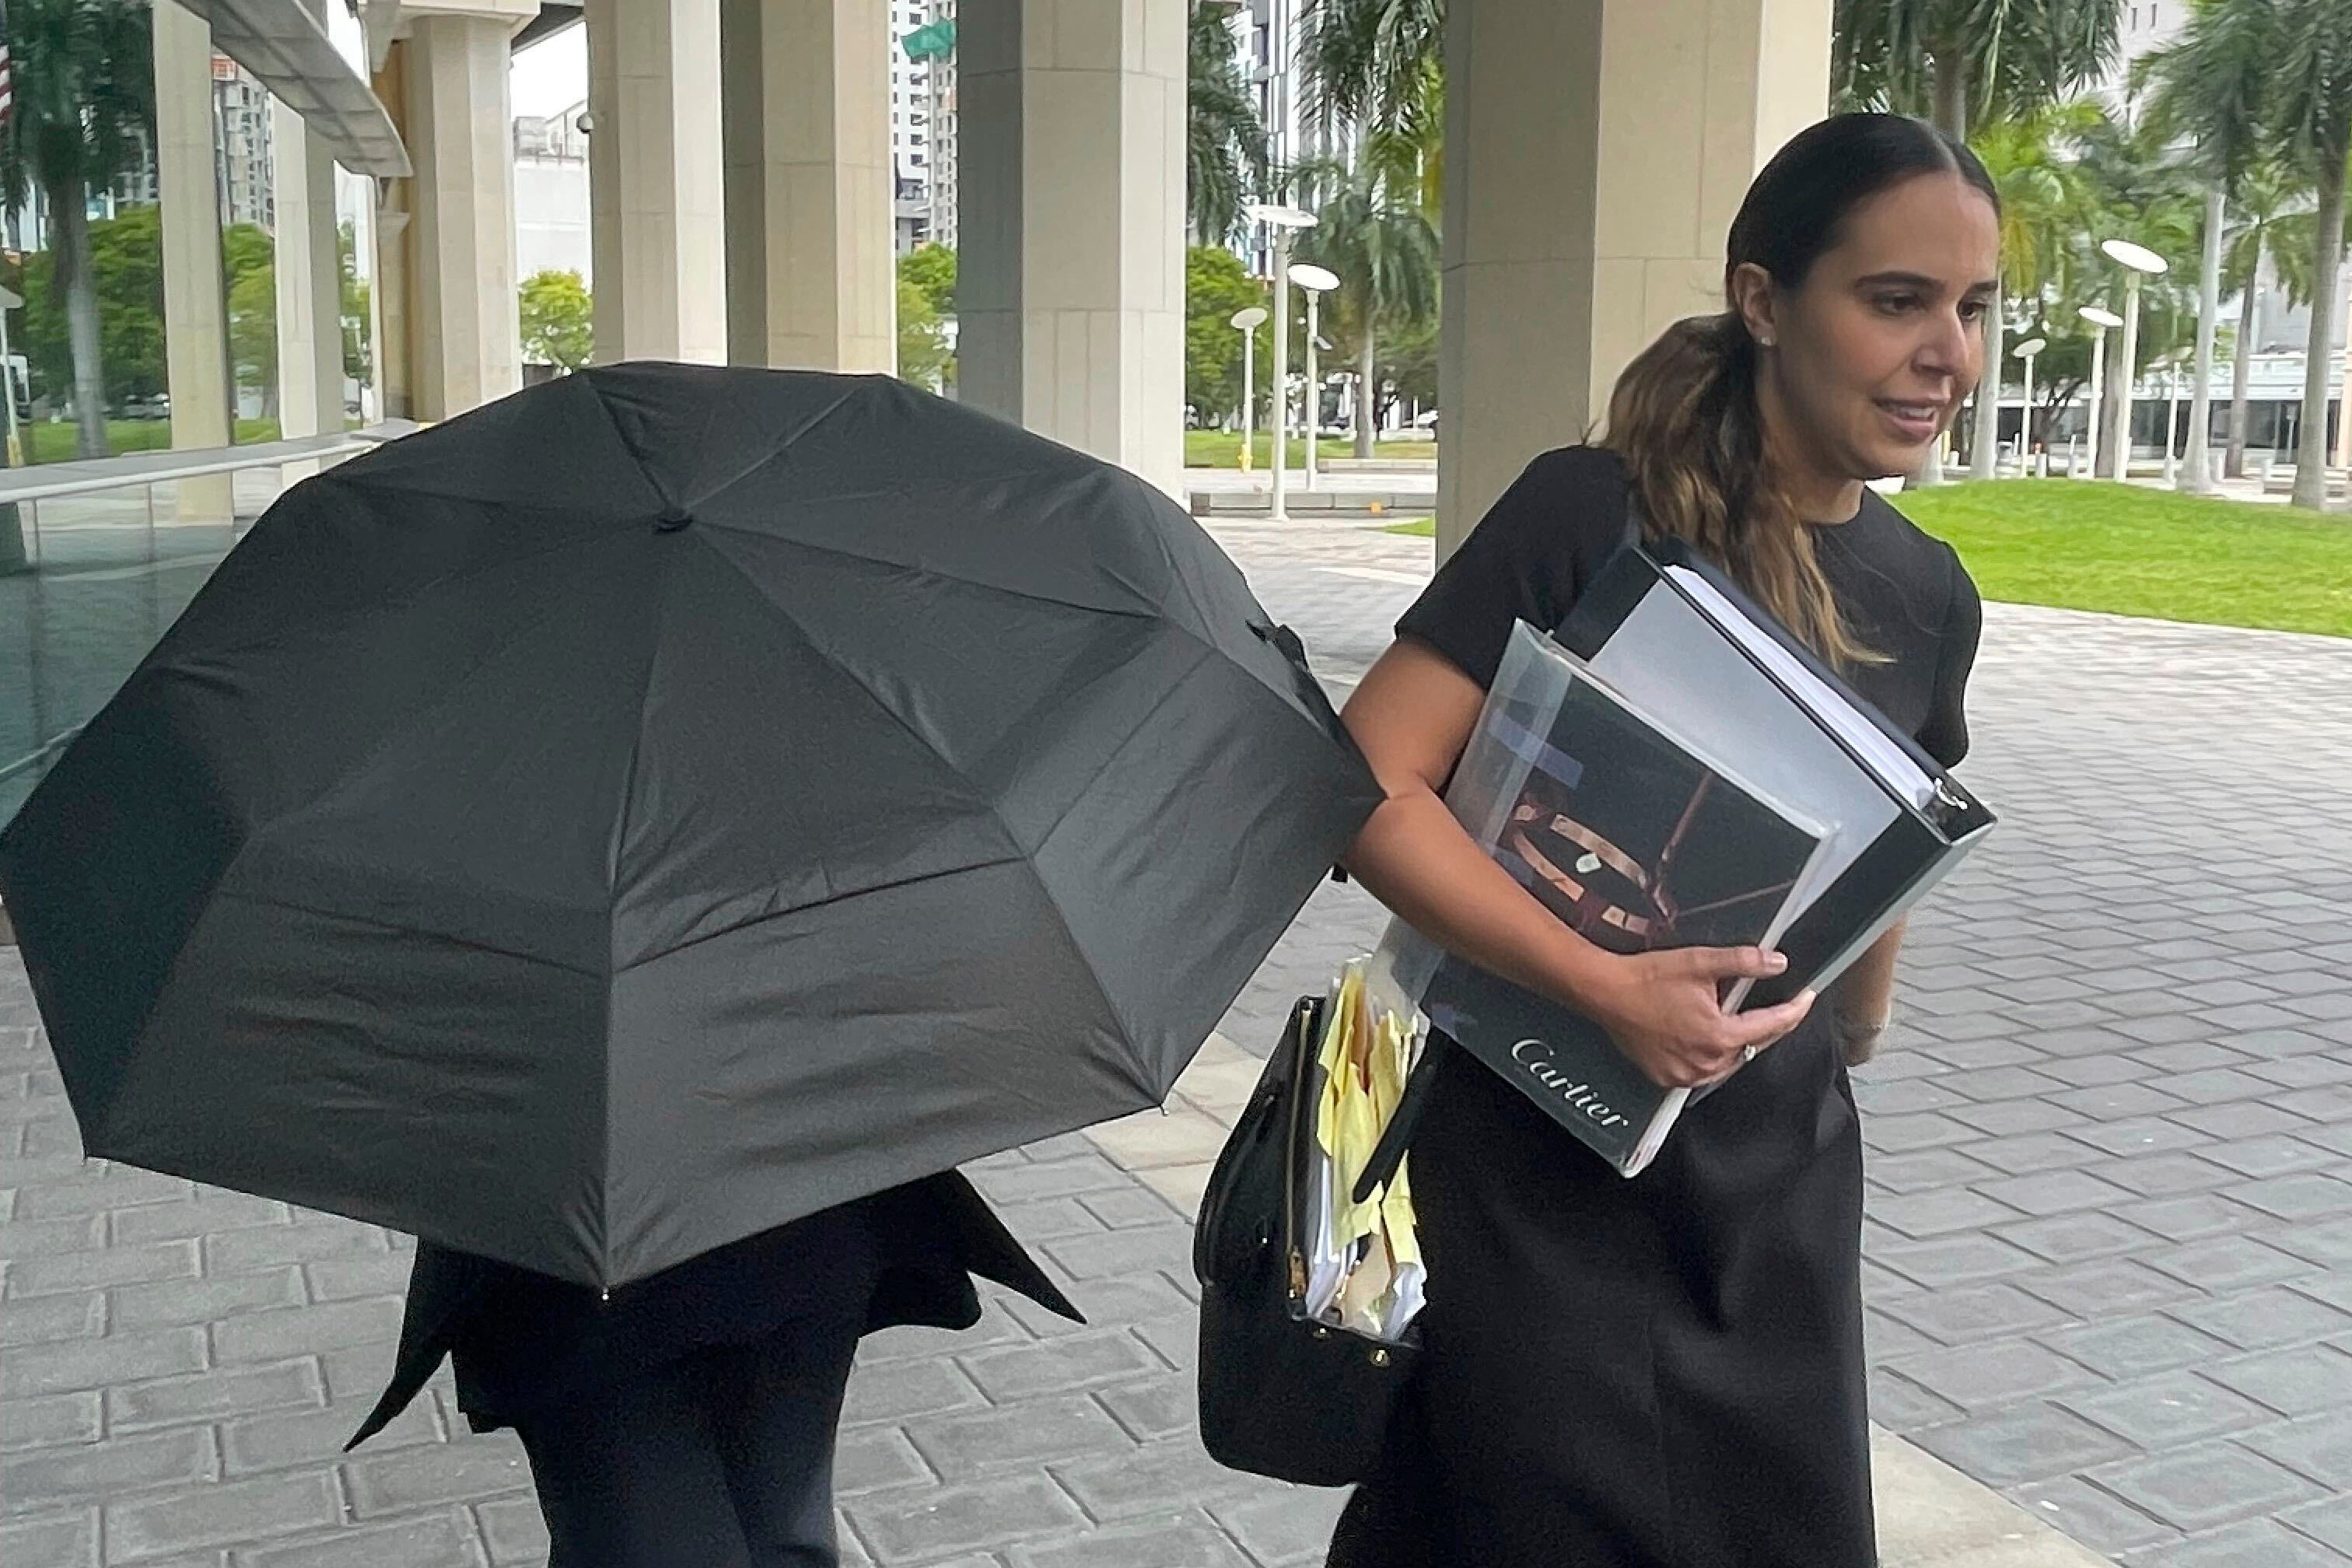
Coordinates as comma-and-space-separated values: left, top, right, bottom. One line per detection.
194, 884, 610, 977
694, 380, 868, 503
173, 490, 645, 662
604, 530, 677, 952
122, 556, 639, 1049
687, 542, 1145, 1066
691, 462, 1065, 525
692, 523, 1164, 623
576, 372, 692, 512
614, 850, 1036, 974
584, 373, 868, 514
330, 377, 669, 515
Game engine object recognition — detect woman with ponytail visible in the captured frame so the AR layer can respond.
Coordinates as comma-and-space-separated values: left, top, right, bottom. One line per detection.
1323, 114, 1998, 1566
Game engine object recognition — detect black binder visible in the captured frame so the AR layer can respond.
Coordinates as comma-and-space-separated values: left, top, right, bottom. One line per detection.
1554, 534, 1996, 1012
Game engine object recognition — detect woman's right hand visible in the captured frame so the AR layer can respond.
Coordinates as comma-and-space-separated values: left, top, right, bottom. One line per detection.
1581, 946, 1816, 1089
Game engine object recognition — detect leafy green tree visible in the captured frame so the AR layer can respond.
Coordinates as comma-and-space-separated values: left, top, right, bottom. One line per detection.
1185, 244, 1268, 424
0, 0, 155, 456
1382, 314, 1439, 424
518, 269, 593, 372
900, 243, 956, 318
18, 205, 185, 410
896, 273, 951, 391
229, 263, 277, 414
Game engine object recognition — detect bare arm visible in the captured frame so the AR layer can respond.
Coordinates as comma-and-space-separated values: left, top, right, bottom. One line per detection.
1339, 639, 1815, 1089
1827, 919, 1905, 1064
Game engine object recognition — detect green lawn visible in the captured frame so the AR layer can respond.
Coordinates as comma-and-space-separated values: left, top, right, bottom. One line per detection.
1385, 483, 2352, 639
1899, 481, 2352, 640
1185, 430, 1435, 469
15, 417, 286, 466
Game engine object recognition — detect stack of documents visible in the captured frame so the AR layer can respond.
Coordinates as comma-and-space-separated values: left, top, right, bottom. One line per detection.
1376, 535, 1997, 1177
1301, 958, 1428, 1343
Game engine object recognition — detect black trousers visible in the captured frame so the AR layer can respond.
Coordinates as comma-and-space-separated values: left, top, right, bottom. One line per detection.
495, 1311, 863, 1568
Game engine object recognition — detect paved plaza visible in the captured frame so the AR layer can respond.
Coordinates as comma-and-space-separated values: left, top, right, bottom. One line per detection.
5, 513, 2352, 1566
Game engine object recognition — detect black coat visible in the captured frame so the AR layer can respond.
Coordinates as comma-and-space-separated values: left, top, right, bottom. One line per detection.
348, 1171, 1078, 1448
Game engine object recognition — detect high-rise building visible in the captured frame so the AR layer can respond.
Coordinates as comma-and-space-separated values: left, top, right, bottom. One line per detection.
212, 54, 275, 232
1231, 1, 1351, 270
893, 0, 956, 254
2097, 0, 2187, 114
513, 102, 591, 285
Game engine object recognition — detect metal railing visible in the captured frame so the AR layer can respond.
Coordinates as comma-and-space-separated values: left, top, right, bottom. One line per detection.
0, 423, 417, 801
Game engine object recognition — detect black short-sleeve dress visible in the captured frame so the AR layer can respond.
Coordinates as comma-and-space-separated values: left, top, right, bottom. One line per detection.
1327, 446, 1982, 1568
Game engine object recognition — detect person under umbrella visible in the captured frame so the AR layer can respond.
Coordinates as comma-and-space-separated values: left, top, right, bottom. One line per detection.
0, 367, 1379, 1567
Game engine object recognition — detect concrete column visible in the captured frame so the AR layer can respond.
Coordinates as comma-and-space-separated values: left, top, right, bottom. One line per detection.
370, 41, 411, 419
400, 2, 527, 420
273, 0, 348, 459
957, 0, 1187, 496
154, 0, 234, 518
586, 0, 727, 364
719, 0, 894, 372
1434, 0, 1831, 556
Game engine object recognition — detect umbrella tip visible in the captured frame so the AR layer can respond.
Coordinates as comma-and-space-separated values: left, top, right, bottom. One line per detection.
655, 506, 693, 533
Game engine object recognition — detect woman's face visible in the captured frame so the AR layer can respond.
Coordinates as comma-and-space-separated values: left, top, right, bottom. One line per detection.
1736, 172, 2002, 483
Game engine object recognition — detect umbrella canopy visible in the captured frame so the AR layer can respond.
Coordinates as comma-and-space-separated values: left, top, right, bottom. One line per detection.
0, 365, 1381, 1289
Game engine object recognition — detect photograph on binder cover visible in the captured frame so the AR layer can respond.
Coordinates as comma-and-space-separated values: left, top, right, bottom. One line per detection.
1393, 629, 1830, 1175
1557, 535, 1999, 1013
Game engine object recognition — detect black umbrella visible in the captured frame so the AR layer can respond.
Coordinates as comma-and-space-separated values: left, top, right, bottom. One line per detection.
0, 365, 1380, 1289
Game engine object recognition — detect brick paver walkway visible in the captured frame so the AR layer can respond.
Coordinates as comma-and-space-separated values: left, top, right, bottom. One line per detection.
4, 513, 2351, 1566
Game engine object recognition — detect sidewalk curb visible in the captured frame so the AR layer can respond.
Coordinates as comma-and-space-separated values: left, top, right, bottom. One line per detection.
1085, 1032, 2120, 1568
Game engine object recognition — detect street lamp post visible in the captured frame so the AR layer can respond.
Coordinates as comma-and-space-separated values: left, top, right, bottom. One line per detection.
2162, 354, 2185, 486
2078, 305, 2123, 478
2102, 239, 2169, 482
1230, 305, 1268, 474
1246, 204, 1317, 521
1289, 263, 1338, 494
2012, 336, 2047, 476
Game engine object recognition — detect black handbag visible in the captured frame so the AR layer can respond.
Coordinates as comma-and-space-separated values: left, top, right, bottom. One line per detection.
1193, 991, 1435, 1486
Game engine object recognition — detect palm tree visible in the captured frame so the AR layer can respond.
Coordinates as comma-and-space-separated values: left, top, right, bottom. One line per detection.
1296, 0, 1445, 214
2150, 0, 2352, 508
1290, 154, 1439, 457
2140, 0, 2286, 492
2060, 109, 2203, 475
1839, 1, 2115, 483
1188, 6, 1270, 246
1296, 0, 1443, 145
1967, 104, 2093, 478
2217, 167, 2316, 476
0, 0, 154, 460
2245, 0, 2347, 509
1833, 0, 2118, 140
